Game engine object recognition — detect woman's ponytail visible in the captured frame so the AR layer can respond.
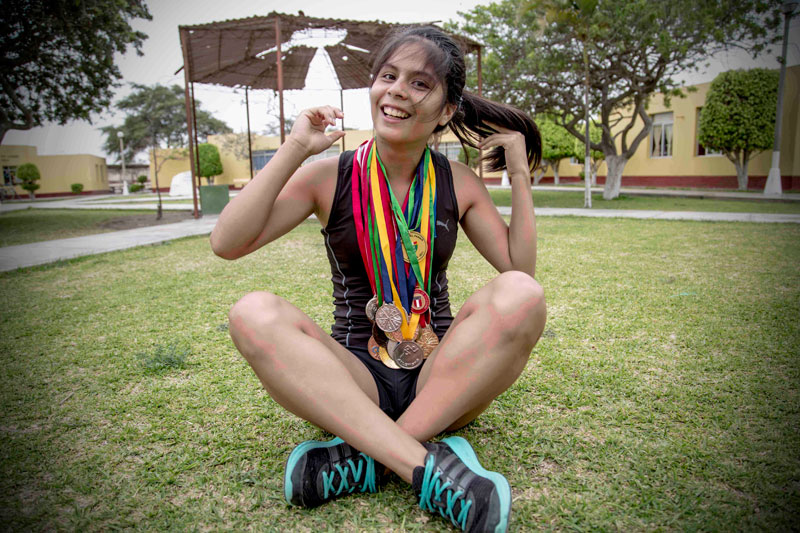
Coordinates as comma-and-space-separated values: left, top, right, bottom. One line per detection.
448, 91, 542, 173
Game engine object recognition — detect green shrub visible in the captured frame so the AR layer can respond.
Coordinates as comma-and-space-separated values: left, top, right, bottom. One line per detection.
137, 175, 148, 184
70, 183, 84, 194
17, 163, 41, 199
136, 342, 189, 374
129, 183, 144, 193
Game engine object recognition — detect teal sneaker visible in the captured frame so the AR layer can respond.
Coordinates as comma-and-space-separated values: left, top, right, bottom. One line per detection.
284, 437, 382, 507
412, 436, 512, 533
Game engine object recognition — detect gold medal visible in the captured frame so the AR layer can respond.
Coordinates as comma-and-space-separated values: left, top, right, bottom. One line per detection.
367, 336, 382, 361
417, 325, 439, 358
379, 345, 400, 369
393, 340, 424, 369
375, 303, 403, 332
402, 230, 427, 263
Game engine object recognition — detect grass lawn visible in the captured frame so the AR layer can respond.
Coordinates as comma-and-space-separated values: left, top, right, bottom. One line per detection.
490, 189, 800, 214
1, 218, 798, 531
0, 209, 191, 247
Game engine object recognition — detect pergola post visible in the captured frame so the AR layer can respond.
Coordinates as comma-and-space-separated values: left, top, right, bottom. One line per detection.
180, 28, 200, 218
275, 17, 285, 144
477, 46, 483, 180
246, 87, 253, 180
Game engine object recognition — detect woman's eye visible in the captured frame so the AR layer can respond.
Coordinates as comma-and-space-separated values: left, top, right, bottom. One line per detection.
381, 73, 396, 81
412, 80, 430, 89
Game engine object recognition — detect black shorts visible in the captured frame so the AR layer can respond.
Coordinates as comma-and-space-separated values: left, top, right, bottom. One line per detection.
348, 346, 422, 421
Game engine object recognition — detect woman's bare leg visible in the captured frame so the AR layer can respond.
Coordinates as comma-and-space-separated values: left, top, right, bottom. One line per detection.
228, 291, 427, 482
397, 270, 547, 441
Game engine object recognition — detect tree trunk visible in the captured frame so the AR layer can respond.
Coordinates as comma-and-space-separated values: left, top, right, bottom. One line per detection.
735, 159, 749, 190
553, 163, 560, 185
603, 154, 627, 200
533, 162, 547, 185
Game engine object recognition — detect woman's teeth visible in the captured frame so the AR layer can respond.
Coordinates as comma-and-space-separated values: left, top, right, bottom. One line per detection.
383, 107, 409, 119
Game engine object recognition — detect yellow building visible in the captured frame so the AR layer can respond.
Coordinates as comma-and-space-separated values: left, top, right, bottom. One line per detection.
0, 145, 109, 197
550, 65, 799, 189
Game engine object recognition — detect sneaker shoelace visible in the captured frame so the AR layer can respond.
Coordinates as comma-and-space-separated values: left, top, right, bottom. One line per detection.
418, 454, 473, 530
322, 452, 377, 499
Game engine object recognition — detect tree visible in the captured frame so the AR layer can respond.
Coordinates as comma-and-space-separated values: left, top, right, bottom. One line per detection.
698, 69, 779, 190
458, 0, 781, 199
537, 117, 576, 184
101, 84, 230, 219
100, 84, 232, 164
198, 143, 223, 185
0, 0, 151, 145
17, 163, 40, 199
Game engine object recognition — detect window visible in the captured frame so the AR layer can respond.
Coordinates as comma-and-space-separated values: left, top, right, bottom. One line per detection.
2, 166, 17, 186
251, 149, 277, 172
650, 112, 673, 158
438, 142, 462, 161
569, 156, 583, 165
304, 145, 341, 165
695, 107, 721, 157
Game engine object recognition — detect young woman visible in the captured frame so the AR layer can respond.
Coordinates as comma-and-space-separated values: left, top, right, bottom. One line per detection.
211, 26, 546, 533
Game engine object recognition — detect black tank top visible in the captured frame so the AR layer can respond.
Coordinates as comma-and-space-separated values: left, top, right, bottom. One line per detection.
322, 149, 460, 351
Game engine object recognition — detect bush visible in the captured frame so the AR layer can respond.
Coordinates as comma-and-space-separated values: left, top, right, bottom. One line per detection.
198, 143, 223, 185
129, 183, 144, 193
70, 183, 84, 194
137, 175, 148, 185
17, 163, 41, 199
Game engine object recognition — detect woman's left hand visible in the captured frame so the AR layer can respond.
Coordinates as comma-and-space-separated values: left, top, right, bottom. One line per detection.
478, 124, 529, 177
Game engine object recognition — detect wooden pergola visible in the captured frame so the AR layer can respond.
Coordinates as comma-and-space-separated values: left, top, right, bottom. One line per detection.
178, 12, 483, 217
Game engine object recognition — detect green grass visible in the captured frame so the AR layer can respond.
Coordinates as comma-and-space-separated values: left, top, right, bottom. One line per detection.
0, 209, 181, 247
1, 218, 798, 531
490, 189, 800, 214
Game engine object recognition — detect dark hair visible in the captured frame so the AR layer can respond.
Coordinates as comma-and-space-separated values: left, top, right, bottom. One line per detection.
370, 26, 541, 173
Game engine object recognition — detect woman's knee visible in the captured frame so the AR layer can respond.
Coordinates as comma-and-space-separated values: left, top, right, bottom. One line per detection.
228, 291, 290, 348
487, 271, 546, 338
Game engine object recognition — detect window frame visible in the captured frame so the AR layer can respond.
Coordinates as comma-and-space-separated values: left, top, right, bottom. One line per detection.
649, 112, 674, 159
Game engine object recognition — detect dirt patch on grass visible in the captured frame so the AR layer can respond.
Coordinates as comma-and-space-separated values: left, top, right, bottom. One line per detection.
97, 211, 194, 230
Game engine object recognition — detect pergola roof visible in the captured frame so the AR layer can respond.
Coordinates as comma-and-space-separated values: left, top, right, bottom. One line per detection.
179, 11, 482, 91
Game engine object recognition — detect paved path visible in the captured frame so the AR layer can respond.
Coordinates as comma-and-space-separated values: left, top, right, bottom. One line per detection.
2, 190, 800, 272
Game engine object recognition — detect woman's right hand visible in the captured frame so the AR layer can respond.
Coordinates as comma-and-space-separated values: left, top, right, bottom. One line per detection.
287, 106, 346, 157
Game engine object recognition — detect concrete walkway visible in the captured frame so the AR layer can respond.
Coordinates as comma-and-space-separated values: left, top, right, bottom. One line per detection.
2, 190, 800, 272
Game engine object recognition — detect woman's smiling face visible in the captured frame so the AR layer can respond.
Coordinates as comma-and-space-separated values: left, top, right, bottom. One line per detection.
369, 41, 454, 146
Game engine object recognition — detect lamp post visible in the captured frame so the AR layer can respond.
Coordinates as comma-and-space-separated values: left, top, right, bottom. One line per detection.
117, 131, 129, 196
764, 0, 799, 196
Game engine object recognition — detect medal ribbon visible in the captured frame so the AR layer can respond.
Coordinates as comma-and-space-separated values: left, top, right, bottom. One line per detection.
352, 139, 437, 340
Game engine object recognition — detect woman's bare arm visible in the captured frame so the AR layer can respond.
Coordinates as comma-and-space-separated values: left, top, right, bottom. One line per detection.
210, 106, 345, 260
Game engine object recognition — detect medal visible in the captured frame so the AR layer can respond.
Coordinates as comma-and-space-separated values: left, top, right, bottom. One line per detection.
367, 336, 382, 361
366, 295, 379, 322
393, 340, 424, 369
372, 323, 388, 347
351, 139, 438, 370
401, 230, 427, 263
411, 288, 430, 314
379, 346, 400, 369
386, 328, 404, 342
375, 303, 403, 333
417, 325, 439, 358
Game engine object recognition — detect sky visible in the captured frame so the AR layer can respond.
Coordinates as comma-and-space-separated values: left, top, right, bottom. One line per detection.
5, 0, 799, 163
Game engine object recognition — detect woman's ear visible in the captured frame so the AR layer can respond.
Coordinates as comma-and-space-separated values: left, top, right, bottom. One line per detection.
438, 102, 457, 127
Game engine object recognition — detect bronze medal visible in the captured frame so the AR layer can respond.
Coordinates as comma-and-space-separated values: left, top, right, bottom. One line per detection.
372, 323, 388, 348
417, 325, 439, 358
367, 336, 382, 361
411, 288, 430, 314
387, 328, 404, 342
402, 230, 427, 263
393, 340, 424, 370
375, 303, 403, 333
379, 346, 400, 369
365, 296, 379, 323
